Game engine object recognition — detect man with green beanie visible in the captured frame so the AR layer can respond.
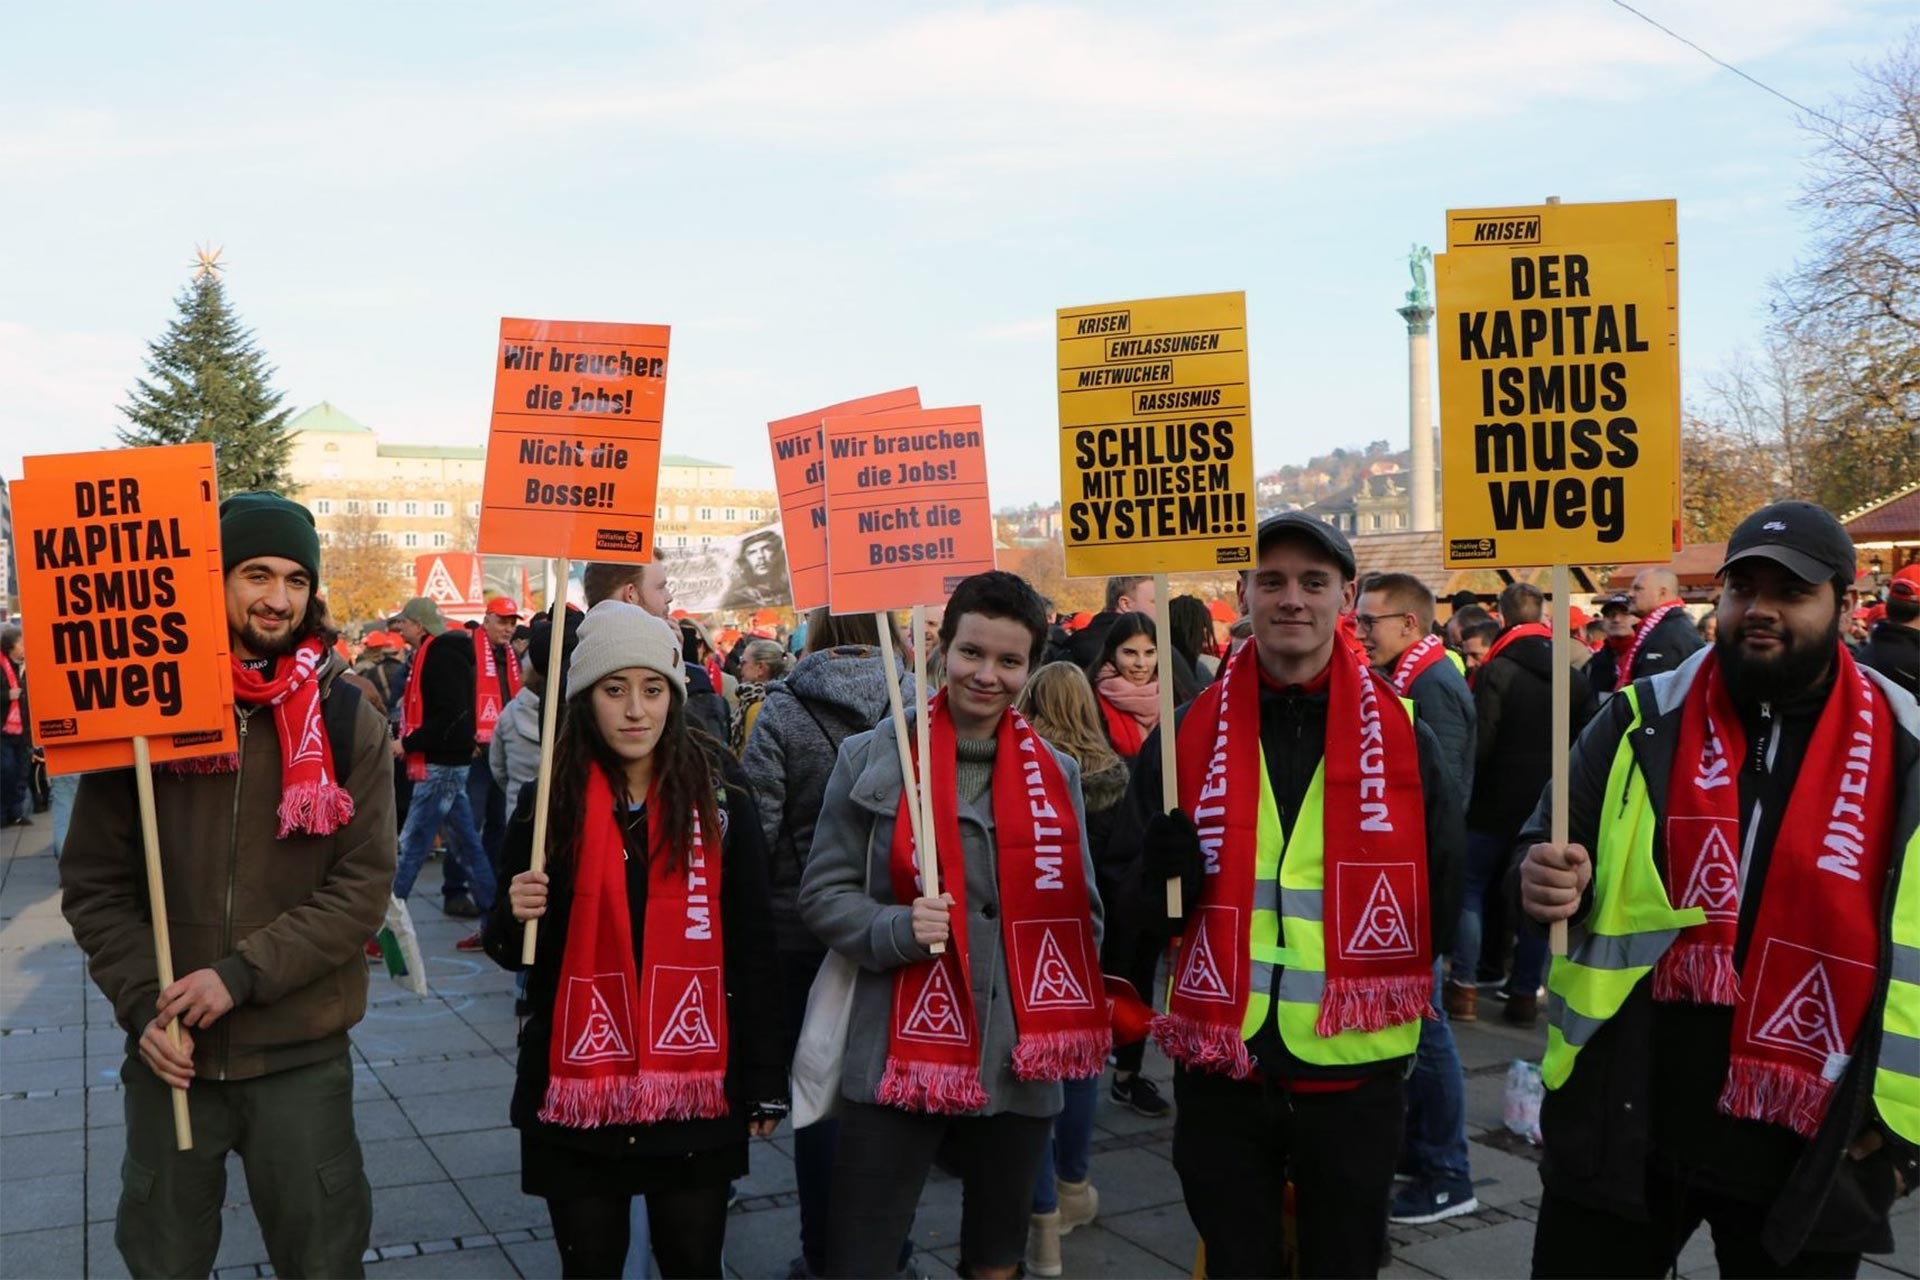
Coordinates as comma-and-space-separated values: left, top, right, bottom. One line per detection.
61, 491, 395, 1278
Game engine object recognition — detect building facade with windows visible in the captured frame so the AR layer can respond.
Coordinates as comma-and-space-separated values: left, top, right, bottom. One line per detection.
652, 455, 778, 553
284, 411, 779, 561
283, 403, 485, 554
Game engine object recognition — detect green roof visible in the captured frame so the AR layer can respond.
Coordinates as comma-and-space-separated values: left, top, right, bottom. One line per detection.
378, 443, 486, 460
661, 454, 729, 468
287, 402, 372, 434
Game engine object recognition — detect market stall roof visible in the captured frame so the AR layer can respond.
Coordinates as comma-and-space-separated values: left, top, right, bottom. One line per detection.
1841, 480, 1920, 546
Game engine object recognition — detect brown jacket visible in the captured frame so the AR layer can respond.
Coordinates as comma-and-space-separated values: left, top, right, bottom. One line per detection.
60, 658, 396, 1081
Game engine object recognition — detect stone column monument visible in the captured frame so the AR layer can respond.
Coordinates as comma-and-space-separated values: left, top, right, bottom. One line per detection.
1397, 244, 1437, 532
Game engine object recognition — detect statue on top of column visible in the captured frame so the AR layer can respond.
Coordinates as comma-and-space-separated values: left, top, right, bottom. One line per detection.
1404, 244, 1432, 310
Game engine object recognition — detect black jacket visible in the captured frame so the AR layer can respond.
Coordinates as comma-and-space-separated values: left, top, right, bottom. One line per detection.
1468, 632, 1597, 836
1509, 649, 1918, 1260
1405, 657, 1475, 807
740, 645, 903, 953
1858, 621, 1918, 699
1621, 607, 1705, 684
683, 662, 732, 745
400, 630, 476, 765
484, 758, 785, 1159
1112, 664, 1466, 1082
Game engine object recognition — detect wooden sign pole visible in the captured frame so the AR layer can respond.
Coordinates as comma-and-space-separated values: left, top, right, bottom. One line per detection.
877, 612, 942, 955
911, 606, 940, 934
521, 555, 571, 966
131, 735, 193, 1151
1549, 563, 1571, 958
1154, 574, 1183, 918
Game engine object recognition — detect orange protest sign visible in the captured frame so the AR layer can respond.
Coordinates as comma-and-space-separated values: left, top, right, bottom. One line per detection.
768, 387, 921, 612
478, 317, 670, 562
823, 406, 996, 615
16, 444, 236, 768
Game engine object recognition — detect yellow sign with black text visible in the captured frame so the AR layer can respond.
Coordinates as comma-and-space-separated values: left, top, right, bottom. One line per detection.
1056, 291, 1256, 578
1436, 200, 1679, 568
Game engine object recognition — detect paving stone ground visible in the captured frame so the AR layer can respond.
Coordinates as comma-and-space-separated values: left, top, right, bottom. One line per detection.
2, 811, 1914, 1278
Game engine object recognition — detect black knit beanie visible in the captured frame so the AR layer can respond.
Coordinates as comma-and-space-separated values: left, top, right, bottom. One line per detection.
220, 492, 321, 580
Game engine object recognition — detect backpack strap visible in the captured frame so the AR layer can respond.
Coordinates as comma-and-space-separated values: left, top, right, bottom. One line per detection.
322, 677, 364, 776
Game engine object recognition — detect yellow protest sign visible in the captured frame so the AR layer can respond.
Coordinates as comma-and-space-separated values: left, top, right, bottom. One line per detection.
1056, 291, 1255, 578
1436, 200, 1679, 568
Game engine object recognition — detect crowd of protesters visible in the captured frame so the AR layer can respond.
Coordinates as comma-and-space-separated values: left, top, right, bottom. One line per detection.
31, 488, 1920, 1278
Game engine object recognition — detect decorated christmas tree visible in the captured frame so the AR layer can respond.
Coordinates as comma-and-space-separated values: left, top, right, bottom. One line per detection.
118, 247, 293, 494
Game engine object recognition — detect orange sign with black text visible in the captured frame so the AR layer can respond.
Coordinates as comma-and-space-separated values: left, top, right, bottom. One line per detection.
478, 317, 670, 562
15, 444, 237, 774
768, 387, 921, 613
822, 406, 996, 615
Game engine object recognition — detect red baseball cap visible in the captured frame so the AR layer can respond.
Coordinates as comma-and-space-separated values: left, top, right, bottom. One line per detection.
1889, 579, 1918, 603
362, 630, 392, 648
485, 597, 522, 619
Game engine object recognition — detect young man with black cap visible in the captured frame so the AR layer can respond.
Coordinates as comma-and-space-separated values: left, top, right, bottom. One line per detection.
457, 596, 525, 949
1115, 513, 1465, 1278
1517, 500, 1919, 1276
61, 492, 396, 1278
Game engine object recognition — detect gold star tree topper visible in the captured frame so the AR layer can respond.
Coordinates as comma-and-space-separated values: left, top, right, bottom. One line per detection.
190, 244, 225, 280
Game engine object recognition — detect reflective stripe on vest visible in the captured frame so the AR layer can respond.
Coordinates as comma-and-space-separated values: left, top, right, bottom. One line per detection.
1259, 723, 1423, 1067
1874, 824, 1920, 1144
1541, 685, 1703, 1090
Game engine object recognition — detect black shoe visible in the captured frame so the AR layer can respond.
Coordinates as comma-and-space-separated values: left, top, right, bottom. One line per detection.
1110, 1073, 1172, 1118
8, 816, 31, 828
443, 894, 481, 918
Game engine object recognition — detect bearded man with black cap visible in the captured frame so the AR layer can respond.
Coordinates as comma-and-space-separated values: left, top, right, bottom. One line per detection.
1517, 500, 1920, 1277
61, 492, 396, 1278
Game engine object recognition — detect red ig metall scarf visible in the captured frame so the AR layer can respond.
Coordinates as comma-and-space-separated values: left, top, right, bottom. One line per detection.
399, 635, 435, 782
1657, 644, 1894, 1137
1155, 634, 1430, 1077
208, 638, 356, 838
473, 629, 522, 746
1616, 601, 1688, 690
1386, 634, 1448, 697
542, 763, 728, 1127
879, 692, 1109, 1113
1469, 622, 1554, 689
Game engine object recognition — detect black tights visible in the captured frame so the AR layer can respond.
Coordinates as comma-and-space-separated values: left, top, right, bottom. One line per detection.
546, 1184, 730, 1278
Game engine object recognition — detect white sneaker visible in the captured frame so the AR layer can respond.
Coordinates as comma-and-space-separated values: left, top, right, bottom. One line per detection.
1025, 1210, 1063, 1278
1056, 1177, 1100, 1235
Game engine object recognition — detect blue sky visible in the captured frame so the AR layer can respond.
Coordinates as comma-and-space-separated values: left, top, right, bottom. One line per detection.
1, 2, 1908, 506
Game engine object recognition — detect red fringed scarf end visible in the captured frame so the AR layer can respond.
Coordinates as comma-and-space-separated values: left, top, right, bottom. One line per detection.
877, 1057, 989, 1115
1011, 1028, 1111, 1082
274, 780, 356, 839
1151, 1012, 1254, 1080
539, 1070, 728, 1128
1316, 973, 1433, 1038
1719, 1056, 1833, 1139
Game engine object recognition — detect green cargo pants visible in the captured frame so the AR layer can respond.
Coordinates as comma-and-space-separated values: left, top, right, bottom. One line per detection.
117, 1052, 371, 1279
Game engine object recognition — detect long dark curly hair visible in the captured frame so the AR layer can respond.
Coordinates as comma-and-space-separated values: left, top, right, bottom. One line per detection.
544, 681, 723, 873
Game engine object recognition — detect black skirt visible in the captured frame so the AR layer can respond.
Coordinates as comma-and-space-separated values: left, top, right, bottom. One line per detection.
521, 1129, 748, 1199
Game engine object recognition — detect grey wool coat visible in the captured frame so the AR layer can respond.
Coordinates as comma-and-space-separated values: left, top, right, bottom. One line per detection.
797, 710, 1104, 1118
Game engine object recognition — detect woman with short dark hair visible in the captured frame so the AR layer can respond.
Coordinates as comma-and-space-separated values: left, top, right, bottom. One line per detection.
800, 572, 1107, 1280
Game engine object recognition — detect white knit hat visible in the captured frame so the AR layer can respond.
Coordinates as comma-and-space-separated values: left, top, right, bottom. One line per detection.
566, 601, 687, 699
